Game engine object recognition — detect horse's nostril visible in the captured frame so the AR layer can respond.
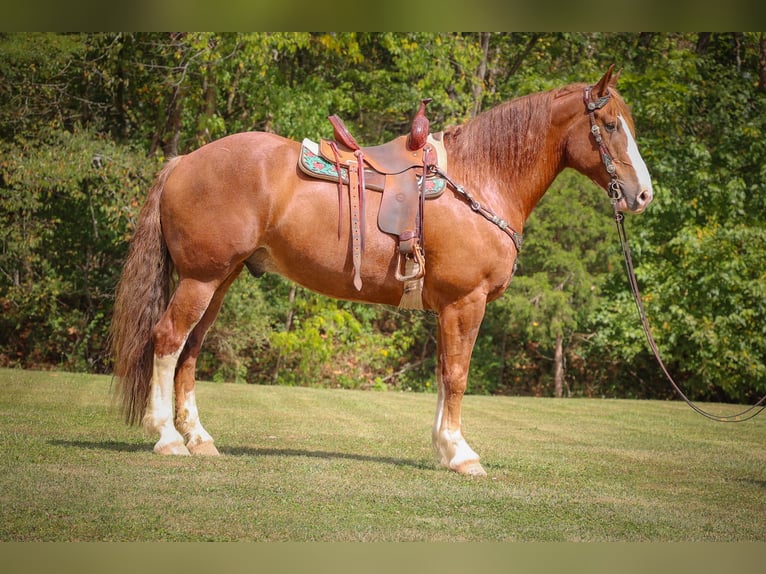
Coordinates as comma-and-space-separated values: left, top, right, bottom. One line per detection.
638, 188, 653, 205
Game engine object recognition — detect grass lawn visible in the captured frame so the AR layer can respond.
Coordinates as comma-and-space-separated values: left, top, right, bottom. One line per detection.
0, 367, 764, 541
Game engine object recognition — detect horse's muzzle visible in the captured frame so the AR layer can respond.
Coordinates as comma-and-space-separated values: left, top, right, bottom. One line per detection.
616, 185, 653, 214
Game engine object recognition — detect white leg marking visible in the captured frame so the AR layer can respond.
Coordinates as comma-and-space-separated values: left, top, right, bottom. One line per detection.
144, 349, 189, 455
619, 114, 653, 194
431, 384, 484, 474
176, 389, 216, 451
432, 383, 447, 463
435, 427, 482, 469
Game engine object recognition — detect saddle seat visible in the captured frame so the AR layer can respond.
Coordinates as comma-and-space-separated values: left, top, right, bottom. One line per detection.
297, 99, 446, 308
320, 133, 428, 175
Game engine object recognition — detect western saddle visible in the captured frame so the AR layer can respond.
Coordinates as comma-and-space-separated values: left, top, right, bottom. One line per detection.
298, 98, 446, 309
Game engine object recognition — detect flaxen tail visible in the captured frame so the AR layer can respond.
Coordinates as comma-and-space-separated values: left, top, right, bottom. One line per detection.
110, 157, 181, 425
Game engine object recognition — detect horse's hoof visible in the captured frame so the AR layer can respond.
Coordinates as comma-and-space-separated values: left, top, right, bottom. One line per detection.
154, 441, 191, 455
454, 460, 487, 477
188, 440, 220, 456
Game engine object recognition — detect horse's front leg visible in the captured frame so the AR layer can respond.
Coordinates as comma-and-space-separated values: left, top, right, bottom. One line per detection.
432, 292, 488, 476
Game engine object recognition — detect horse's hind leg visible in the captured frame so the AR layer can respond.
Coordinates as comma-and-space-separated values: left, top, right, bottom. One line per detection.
144, 277, 218, 455
173, 267, 243, 455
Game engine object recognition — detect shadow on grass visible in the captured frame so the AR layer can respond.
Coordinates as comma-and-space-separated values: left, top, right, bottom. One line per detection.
736, 477, 766, 490
49, 439, 149, 453
221, 445, 434, 470
49, 439, 434, 471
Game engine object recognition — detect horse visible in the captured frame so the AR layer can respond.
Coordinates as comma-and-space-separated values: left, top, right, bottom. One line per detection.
111, 65, 653, 476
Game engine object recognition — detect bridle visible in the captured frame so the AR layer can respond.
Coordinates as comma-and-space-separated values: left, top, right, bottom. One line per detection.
583, 85, 623, 203
584, 84, 766, 422
433, 86, 620, 258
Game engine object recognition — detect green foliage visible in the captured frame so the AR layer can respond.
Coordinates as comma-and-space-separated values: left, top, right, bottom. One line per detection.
2, 32, 765, 403
0, 32, 87, 139
590, 34, 766, 401
196, 277, 274, 384
0, 126, 158, 370
474, 171, 618, 396
267, 288, 428, 392
638, 223, 766, 400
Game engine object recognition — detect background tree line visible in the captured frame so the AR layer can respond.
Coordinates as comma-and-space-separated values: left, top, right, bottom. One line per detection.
1, 32, 765, 402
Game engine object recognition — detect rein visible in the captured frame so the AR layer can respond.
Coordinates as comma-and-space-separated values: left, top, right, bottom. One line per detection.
584, 84, 766, 422
611, 205, 766, 422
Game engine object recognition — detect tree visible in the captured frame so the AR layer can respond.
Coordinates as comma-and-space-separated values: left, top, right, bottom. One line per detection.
0, 127, 158, 370
474, 171, 619, 397
1, 32, 764, 403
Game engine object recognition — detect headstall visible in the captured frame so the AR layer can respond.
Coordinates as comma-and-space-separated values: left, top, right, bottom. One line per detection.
583, 85, 623, 202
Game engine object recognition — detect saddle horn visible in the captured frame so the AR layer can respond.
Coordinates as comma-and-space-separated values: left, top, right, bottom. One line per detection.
407, 98, 433, 151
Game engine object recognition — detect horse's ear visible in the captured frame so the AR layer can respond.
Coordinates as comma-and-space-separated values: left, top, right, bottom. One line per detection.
595, 64, 617, 97
611, 67, 623, 87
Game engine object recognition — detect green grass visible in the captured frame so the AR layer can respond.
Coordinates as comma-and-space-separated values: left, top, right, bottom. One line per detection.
1, 367, 764, 541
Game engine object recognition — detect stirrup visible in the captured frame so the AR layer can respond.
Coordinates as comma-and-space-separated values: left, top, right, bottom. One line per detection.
395, 246, 425, 282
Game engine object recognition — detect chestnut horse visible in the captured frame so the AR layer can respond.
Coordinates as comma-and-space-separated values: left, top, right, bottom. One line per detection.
111, 66, 653, 475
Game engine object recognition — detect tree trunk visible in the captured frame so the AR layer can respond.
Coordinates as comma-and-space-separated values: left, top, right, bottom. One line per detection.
553, 333, 564, 398
695, 32, 711, 55
199, 61, 217, 144
149, 81, 184, 158
508, 33, 540, 77
272, 284, 298, 383
758, 33, 766, 93
472, 32, 491, 117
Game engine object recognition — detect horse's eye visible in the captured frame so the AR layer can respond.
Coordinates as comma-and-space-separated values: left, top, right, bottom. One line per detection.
604, 122, 616, 133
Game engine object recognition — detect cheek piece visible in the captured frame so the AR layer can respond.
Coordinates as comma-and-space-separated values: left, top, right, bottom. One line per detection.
583, 85, 622, 202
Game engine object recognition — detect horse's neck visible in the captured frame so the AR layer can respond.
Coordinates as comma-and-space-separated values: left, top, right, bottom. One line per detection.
443, 129, 564, 233
507, 146, 563, 225
442, 89, 579, 231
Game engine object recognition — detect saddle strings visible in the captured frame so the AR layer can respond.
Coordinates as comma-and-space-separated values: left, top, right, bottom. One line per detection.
612, 204, 766, 422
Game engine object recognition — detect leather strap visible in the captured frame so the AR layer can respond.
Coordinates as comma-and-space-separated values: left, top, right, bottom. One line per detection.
329, 141, 344, 239
355, 150, 366, 253
348, 160, 363, 291
418, 145, 432, 251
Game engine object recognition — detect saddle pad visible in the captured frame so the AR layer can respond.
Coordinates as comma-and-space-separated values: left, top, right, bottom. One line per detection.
299, 139, 384, 191
299, 139, 446, 198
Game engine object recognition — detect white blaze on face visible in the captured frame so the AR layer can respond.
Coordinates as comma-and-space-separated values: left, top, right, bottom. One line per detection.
618, 114, 653, 195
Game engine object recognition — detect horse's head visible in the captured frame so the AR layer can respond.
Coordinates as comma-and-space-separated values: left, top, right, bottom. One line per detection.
564, 65, 654, 213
